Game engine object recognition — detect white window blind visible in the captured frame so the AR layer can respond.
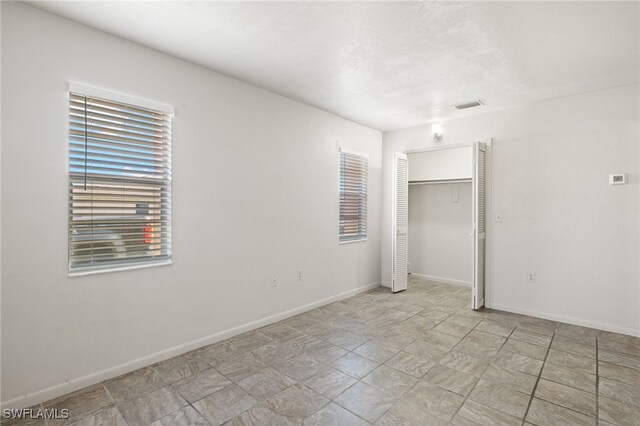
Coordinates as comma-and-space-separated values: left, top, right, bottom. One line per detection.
339, 151, 368, 242
68, 89, 172, 274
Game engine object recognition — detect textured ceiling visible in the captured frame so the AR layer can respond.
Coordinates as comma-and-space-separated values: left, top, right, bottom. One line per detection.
28, 1, 640, 131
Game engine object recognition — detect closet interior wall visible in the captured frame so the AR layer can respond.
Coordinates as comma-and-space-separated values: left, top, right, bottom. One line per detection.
407, 147, 473, 287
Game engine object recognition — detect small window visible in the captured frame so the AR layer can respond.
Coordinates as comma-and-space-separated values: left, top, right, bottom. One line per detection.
339, 150, 368, 242
68, 85, 173, 275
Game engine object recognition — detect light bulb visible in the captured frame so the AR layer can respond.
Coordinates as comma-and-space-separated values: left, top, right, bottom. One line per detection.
432, 124, 443, 142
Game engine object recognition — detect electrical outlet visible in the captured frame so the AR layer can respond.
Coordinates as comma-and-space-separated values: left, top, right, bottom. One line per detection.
527, 272, 535, 284
271, 273, 278, 288
297, 269, 303, 281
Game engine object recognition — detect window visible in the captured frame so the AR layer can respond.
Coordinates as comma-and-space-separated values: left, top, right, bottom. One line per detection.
68, 84, 173, 275
339, 150, 368, 242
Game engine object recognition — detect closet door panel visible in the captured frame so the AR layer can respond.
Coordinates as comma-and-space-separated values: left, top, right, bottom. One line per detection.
392, 152, 409, 293
472, 142, 487, 309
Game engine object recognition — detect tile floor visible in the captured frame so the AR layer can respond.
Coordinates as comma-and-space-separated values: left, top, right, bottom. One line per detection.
4, 277, 640, 425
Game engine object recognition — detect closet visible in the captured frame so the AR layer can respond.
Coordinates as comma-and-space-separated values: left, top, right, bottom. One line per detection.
391, 143, 487, 309
408, 146, 473, 288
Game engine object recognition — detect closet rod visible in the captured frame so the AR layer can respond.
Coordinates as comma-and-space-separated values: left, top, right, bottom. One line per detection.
409, 178, 472, 186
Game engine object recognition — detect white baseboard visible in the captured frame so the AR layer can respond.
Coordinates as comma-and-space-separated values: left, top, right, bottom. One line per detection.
487, 302, 640, 338
410, 273, 471, 288
2, 281, 381, 409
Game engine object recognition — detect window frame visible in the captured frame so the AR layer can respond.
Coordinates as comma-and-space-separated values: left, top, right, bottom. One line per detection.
67, 82, 174, 277
338, 148, 368, 244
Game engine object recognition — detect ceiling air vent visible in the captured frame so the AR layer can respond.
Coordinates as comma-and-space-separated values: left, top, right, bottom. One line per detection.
453, 100, 485, 110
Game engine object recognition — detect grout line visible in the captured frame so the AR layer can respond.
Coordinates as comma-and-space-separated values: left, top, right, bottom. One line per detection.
531, 372, 596, 395
521, 327, 555, 425
100, 385, 131, 426
434, 313, 536, 423
327, 282, 473, 423
324, 397, 370, 424
595, 335, 599, 424
356, 309, 460, 421
101, 383, 116, 404
187, 400, 213, 426
524, 397, 601, 422
34, 281, 620, 425
444, 310, 495, 422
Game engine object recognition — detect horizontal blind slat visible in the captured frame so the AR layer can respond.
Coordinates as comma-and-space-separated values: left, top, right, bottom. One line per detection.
69, 107, 172, 130
70, 252, 171, 262
339, 151, 367, 242
69, 91, 172, 271
69, 136, 172, 154
70, 94, 171, 121
69, 144, 170, 162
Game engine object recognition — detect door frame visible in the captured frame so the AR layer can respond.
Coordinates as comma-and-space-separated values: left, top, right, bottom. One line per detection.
395, 140, 493, 307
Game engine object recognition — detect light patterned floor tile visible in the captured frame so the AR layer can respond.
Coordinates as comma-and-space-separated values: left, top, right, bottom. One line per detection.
302, 365, 357, 399
451, 399, 521, 426
237, 368, 296, 402
384, 351, 435, 378
493, 350, 543, 376
525, 398, 595, 426
502, 339, 548, 361
401, 381, 465, 422
361, 365, 418, 398
303, 402, 369, 426
546, 350, 596, 375
422, 363, 478, 396
106, 367, 168, 403
27, 279, 615, 426
468, 379, 530, 418
474, 320, 515, 338
598, 361, 640, 386
153, 352, 212, 384
540, 362, 596, 393
172, 368, 232, 403
353, 341, 399, 364
550, 337, 596, 359
66, 406, 127, 426
149, 406, 209, 426
331, 352, 379, 379
116, 387, 188, 426
598, 395, 640, 425
245, 383, 329, 425
481, 363, 537, 395
43, 385, 113, 425
334, 382, 395, 423
534, 379, 596, 417
192, 384, 257, 426
271, 352, 325, 382
598, 377, 640, 407
375, 399, 447, 426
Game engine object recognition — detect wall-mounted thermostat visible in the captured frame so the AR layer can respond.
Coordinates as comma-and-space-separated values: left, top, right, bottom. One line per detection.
609, 173, 626, 185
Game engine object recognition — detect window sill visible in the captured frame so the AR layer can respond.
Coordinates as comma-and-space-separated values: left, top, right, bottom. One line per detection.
339, 238, 367, 245
69, 258, 172, 277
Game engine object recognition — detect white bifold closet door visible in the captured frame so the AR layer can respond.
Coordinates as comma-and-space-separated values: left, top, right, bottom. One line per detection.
472, 142, 487, 309
392, 152, 409, 293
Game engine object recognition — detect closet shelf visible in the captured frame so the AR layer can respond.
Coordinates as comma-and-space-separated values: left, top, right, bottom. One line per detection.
409, 178, 472, 185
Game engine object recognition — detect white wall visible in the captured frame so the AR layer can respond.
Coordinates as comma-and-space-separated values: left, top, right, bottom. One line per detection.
382, 84, 640, 336
408, 183, 472, 285
0, 3, 381, 407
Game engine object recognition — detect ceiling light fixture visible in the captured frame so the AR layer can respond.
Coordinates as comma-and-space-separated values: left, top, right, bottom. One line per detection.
432, 123, 443, 142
